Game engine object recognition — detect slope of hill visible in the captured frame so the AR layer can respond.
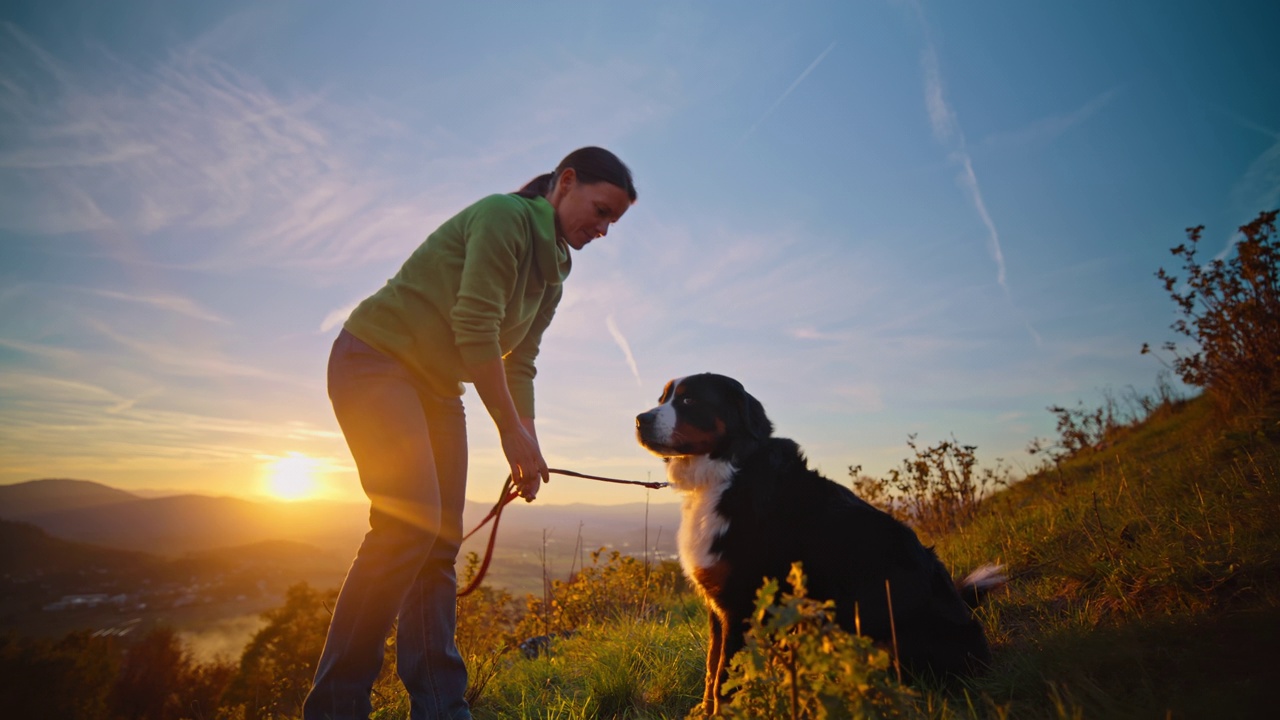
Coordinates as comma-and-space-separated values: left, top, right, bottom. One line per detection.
0, 478, 138, 517
455, 393, 1280, 718
928, 395, 1280, 717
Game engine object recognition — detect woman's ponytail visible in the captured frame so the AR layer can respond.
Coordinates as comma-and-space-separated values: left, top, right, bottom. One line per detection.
513, 147, 636, 201
515, 172, 556, 199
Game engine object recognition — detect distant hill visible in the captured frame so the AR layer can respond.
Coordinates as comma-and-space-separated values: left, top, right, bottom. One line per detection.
169, 539, 348, 585
0, 518, 350, 637
14, 492, 372, 556
0, 478, 682, 595
0, 478, 138, 517
483, 501, 681, 549
0, 519, 158, 578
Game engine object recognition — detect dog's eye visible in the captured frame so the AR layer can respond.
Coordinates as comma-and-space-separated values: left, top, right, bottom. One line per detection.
679, 397, 696, 406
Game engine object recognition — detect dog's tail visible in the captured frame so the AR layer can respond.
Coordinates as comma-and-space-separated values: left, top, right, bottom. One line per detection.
957, 563, 1007, 609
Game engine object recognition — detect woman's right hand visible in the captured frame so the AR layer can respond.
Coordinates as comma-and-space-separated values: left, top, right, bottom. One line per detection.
500, 420, 549, 501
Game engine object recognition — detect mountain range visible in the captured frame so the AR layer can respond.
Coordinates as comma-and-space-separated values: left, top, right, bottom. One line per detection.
0, 478, 682, 594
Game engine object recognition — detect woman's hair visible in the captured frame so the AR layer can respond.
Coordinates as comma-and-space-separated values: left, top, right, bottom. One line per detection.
516, 146, 637, 201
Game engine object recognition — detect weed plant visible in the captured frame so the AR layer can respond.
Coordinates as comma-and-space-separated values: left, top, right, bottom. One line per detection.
718, 563, 917, 720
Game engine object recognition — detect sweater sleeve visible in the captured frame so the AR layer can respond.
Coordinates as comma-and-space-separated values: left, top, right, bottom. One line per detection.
451, 196, 527, 368
504, 283, 562, 418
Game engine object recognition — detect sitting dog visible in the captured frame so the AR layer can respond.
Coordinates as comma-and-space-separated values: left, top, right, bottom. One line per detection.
635, 373, 1003, 714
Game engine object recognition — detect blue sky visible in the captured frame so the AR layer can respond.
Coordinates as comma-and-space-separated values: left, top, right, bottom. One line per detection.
1, 0, 1276, 505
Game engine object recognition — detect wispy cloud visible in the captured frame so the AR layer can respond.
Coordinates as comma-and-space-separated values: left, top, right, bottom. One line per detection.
0, 21, 680, 278
605, 314, 643, 387
1215, 122, 1279, 260
79, 288, 230, 324
0, 22, 437, 271
977, 87, 1122, 150
955, 153, 1007, 288
0, 336, 85, 363
0, 373, 335, 465
741, 41, 837, 143
1231, 136, 1280, 219
80, 316, 299, 384
320, 301, 361, 333
921, 42, 958, 144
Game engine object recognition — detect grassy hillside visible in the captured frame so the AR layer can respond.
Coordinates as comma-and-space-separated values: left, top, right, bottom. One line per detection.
934, 394, 1280, 718
457, 393, 1280, 719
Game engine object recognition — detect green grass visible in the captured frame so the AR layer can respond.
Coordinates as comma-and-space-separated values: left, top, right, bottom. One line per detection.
471, 606, 706, 720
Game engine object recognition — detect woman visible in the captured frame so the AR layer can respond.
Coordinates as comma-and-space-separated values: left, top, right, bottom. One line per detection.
303, 147, 636, 720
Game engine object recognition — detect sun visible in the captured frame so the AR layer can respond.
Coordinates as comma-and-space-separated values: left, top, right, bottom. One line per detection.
265, 452, 321, 501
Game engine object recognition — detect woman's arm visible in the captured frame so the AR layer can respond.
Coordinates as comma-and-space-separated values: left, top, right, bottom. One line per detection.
467, 356, 548, 501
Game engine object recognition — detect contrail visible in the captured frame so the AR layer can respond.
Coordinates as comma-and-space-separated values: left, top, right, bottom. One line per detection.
956, 153, 1007, 289
605, 314, 642, 387
741, 41, 837, 142
920, 38, 1008, 293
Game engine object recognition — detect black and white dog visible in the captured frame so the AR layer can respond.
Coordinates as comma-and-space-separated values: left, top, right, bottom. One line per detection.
636, 373, 1003, 714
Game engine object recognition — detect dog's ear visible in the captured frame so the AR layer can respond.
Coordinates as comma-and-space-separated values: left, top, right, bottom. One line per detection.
738, 389, 773, 441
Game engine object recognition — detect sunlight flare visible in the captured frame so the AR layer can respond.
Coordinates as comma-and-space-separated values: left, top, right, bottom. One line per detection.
264, 452, 320, 501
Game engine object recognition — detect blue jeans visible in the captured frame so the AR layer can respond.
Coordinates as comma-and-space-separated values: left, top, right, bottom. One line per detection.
304, 330, 472, 720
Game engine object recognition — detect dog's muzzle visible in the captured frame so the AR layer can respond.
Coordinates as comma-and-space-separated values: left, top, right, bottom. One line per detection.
635, 408, 674, 453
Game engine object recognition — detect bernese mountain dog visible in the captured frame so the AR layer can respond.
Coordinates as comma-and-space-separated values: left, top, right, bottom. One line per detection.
635, 373, 1003, 714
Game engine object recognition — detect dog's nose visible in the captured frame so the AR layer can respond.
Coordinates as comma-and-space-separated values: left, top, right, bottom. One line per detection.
636, 411, 655, 429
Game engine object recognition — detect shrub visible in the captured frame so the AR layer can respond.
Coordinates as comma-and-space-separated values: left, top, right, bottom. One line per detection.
718, 563, 917, 720
456, 552, 523, 706
516, 548, 683, 640
850, 436, 1009, 537
0, 631, 118, 719
1146, 209, 1280, 415
225, 583, 336, 719
109, 626, 234, 720
1027, 376, 1187, 474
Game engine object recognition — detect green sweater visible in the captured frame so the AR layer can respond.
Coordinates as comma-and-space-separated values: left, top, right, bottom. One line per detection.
343, 193, 570, 418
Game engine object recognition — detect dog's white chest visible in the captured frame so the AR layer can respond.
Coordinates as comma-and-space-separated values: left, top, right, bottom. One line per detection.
669, 457, 734, 581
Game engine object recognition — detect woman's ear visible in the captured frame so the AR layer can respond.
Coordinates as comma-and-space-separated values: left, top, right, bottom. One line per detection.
547, 167, 575, 207
556, 167, 576, 192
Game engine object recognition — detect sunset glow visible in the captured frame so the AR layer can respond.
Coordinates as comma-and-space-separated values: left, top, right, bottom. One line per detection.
265, 453, 321, 501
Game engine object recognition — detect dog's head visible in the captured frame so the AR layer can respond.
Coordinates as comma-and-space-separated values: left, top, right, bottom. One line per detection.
635, 373, 773, 461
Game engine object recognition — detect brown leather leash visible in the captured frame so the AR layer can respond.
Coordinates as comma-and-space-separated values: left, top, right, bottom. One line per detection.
457, 468, 668, 597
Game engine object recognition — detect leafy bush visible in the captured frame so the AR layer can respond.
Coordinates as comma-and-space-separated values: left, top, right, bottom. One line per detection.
850, 436, 1009, 537
1146, 209, 1280, 415
225, 583, 337, 719
718, 563, 917, 720
110, 626, 234, 720
457, 552, 523, 706
516, 548, 684, 640
1026, 376, 1187, 476
0, 631, 118, 719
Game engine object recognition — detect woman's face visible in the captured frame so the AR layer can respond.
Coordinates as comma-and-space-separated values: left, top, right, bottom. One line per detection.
549, 168, 633, 250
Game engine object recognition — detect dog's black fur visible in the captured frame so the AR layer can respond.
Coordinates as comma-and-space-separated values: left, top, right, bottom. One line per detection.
636, 373, 999, 714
